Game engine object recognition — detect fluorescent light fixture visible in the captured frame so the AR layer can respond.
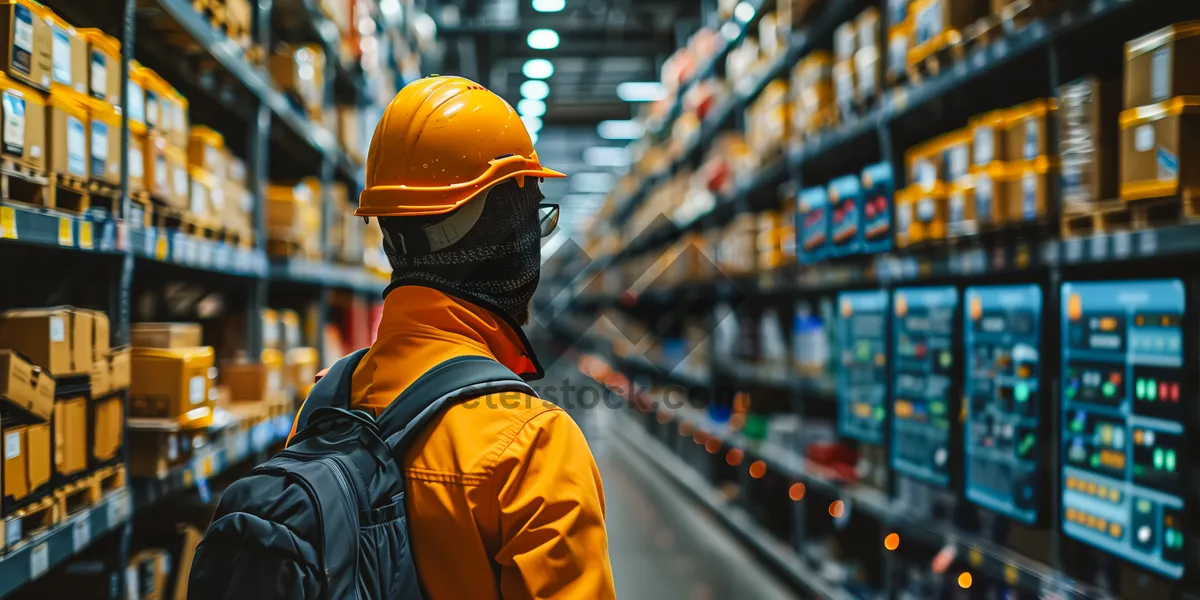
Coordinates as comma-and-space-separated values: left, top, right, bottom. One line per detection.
532, 0, 566, 12
379, 0, 402, 22
616, 81, 667, 102
583, 146, 632, 168
571, 172, 616, 194
734, 1, 756, 23
520, 80, 550, 100
518, 98, 547, 117
522, 116, 543, 134
523, 58, 554, 79
720, 21, 741, 40
527, 28, 560, 50
597, 119, 644, 140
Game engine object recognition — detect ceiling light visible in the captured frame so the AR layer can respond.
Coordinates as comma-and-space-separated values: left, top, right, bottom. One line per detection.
616, 81, 667, 102
720, 21, 740, 40
523, 58, 554, 79
527, 28, 560, 50
734, 1, 756, 23
532, 0, 566, 12
518, 98, 546, 117
529, 131, 539, 145
522, 116, 543, 134
583, 146, 632, 168
520, 80, 550, 100
597, 119, 644, 140
571, 172, 616, 194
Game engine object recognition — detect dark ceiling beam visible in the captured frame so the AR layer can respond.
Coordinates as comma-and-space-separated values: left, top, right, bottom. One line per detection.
500, 40, 670, 58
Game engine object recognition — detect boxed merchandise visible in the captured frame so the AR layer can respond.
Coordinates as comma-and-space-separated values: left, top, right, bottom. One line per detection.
1119, 97, 1200, 202
145, 130, 174, 204
834, 19, 857, 63
0, 306, 77, 375
128, 61, 147, 126
756, 210, 784, 271
223, 349, 284, 402
940, 129, 972, 182
1005, 98, 1056, 161
131, 322, 203, 349
141, 67, 170, 131
0, 350, 53, 420
43, 8, 86, 95
110, 346, 130, 390
222, 180, 253, 238
54, 396, 86, 475
127, 548, 171, 600
189, 166, 217, 225
130, 346, 215, 429
745, 80, 789, 157
168, 145, 188, 209
0, 72, 46, 173
894, 185, 916, 247
914, 184, 948, 242
1006, 156, 1055, 223
974, 162, 1013, 228
908, 0, 988, 66
286, 347, 319, 396
1059, 77, 1119, 208
262, 308, 280, 351
164, 86, 189, 149
0, 0, 50, 90
46, 87, 89, 179
90, 354, 109, 396
833, 59, 855, 112
796, 186, 830, 264
92, 396, 122, 461
128, 120, 146, 194
79, 29, 119, 104
886, 20, 911, 86
854, 8, 882, 101
87, 96, 121, 184
188, 125, 225, 174
907, 138, 942, 192
947, 177, 977, 237
828, 174, 864, 257
1124, 22, 1200, 109
3, 422, 49, 500
269, 44, 325, 116
861, 162, 894, 253
281, 309, 301, 350
791, 51, 835, 136
971, 108, 1009, 167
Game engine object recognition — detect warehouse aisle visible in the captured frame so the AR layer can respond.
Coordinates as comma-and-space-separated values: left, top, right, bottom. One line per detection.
551, 362, 801, 600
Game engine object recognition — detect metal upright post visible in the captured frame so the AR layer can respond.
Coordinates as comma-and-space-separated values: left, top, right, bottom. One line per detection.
245, 0, 273, 360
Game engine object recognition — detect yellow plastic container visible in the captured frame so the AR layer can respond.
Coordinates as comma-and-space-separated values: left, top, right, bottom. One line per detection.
1004, 99, 1057, 162
188, 125, 225, 174
970, 108, 1009, 168
144, 129, 179, 207
39, 6, 86, 95
78, 29, 118, 103
894, 185, 917, 248
46, 87, 88, 178
886, 20, 912, 86
971, 162, 1014, 230
128, 119, 146, 194
0, 0, 51, 90
166, 144, 188, 209
914, 185, 947, 242
163, 85, 189, 148
0, 71, 45, 172
936, 128, 973, 183
188, 165, 216, 225
139, 66, 171, 132
905, 136, 943, 192
86, 96, 120, 184
127, 61, 148, 126
130, 346, 215, 430
1006, 155, 1057, 224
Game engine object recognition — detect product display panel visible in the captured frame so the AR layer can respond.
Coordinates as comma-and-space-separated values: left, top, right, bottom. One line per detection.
836, 290, 889, 444
1061, 279, 1187, 580
963, 284, 1042, 523
891, 286, 958, 487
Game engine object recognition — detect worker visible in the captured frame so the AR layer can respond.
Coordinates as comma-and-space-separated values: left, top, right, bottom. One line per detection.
304, 76, 614, 599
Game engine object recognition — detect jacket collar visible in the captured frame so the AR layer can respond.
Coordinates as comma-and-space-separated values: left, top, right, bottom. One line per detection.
378, 284, 543, 381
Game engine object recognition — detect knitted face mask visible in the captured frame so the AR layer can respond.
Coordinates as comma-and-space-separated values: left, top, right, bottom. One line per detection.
379, 179, 543, 325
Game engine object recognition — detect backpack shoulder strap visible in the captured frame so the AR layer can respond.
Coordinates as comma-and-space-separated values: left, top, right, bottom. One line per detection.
375, 355, 536, 456
293, 348, 370, 433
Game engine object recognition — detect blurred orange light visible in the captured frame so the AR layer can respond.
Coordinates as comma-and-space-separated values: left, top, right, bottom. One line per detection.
657, 411, 671, 424
729, 413, 746, 430
726, 448, 744, 466
828, 500, 845, 518
679, 422, 693, 436
749, 461, 767, 479
788, 483, 806, 501
693, 430, 707, 445
705, 438, 722, 454
958, 572, 973, 589
884, 533, 900, 551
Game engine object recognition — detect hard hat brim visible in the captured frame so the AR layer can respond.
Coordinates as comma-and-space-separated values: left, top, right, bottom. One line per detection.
356, 155, 566, 217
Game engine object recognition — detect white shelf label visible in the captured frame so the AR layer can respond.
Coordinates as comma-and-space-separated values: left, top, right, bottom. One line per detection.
72, 512, 91, 552
1112, 231, 1131, 258
30, 543, 48, 579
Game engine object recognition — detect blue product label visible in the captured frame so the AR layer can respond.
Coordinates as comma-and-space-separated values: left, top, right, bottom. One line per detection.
67, 116, 86, 176
51, 27, 70, 85
12, 5, 32, 76
1158, 147, 1179, 181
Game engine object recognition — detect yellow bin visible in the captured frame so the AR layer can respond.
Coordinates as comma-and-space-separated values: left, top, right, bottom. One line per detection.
0, 71, 45, 173
39, 5, 86, 95
128, 119, 146, 194
86, 95, 120, 184
130, 346, 215, 430
46, 87, 88, 179
78, 28, 119, 104
1119, 96, 1200, 202
127, 60, 148, 126
188, 165, 216, 225
140, 66, 170, 132
188, 125, 225, 174
0, 0, 51, 90
163, 85, 189, 148
166, 144, 188, 209
144, 128, 179, 207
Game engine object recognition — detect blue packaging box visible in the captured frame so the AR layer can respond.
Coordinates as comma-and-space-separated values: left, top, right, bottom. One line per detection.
796, 186, 830, 265
861, 162, 894, 254
828, 174, 864, 257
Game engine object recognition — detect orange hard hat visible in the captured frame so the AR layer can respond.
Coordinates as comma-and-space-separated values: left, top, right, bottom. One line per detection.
357, 76, 565, 217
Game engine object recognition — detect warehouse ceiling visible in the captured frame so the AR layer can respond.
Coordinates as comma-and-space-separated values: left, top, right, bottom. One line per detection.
424, 0, 708, 239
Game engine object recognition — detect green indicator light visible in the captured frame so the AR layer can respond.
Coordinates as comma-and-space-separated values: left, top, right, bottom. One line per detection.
1067, 385, 1077, 399
1103, 382, 1115, 398
1015, 383, 1030, 403
1166, 529, 1174, 547
1148, 380, 1157, 401
931, 402, 945, 415
1154, 448, 1164, 469
940, 352, 952, 368
1091, 454, 1101, 467
874, 406, 885, 422
1166, 450, 1176, 472
1135, 379, 1145, 400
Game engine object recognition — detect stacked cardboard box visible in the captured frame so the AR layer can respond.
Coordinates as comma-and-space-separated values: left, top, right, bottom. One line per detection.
267, 177, 324, 260
269, 44, 326, 120
129, 322, 215, 431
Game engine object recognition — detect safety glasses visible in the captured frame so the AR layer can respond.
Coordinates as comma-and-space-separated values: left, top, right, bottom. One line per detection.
538, 203, 560, 238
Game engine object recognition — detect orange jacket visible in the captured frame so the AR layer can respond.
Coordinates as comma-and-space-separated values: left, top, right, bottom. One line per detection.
290, 286, 614, 600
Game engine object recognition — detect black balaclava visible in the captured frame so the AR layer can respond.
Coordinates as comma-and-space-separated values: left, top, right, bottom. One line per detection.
378, 178, 543, 326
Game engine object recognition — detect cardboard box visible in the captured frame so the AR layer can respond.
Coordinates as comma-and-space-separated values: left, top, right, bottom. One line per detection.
45, 9, 86, 95
1119, 97, 1200, 202
87, 95, 121, 184
131, 346, 214, 429
1059, 77, 1120, 208
26, 421, 47, 490
1124, 22, 1200, 109
908, 0, 988, 66
223, 349, 283, 402
0, 306, 73, 375
1006, 156, 1056, 223
970, 108, 1009, 168
286, 347, 319, 397
262, 308, 280, 350
3, 423, 27, 500
0, 73, 45, 174
90, 357, 109, 397
110, 346, 130, 390
78, 28, 119, 104
70, 308, 92, 376
54, 396, 86, 475
886, 22, 911, 86
894, 185, 917, 248
92, 395, 122, 462
280, 310, 301, 351
89, 309, 109, 358
861, 162, 894, 254
127, 548, 171, 600
0, 350, 53, 421
46, 86, 89, 179
972, 162, 1014, 230
0, 0, 51, 91
268, 44, 325, 116
914, 185, 948, 242
828, 174, 863, 257
129, 429, 193, 478
796, 186, 830, 264
1004, 99, 1055, 162
131, 322, 203, 349
187, 125, 224, 174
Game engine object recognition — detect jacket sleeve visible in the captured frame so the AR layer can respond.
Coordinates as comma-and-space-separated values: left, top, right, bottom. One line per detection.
492, 409, 615, 600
